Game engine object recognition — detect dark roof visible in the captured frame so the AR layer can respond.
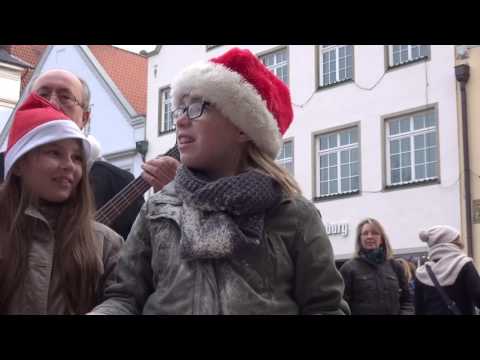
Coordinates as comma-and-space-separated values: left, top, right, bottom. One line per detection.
0, 48, 30, 68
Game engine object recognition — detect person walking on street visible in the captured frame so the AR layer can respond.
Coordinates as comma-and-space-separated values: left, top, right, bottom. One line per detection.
340, 218, 413, 314
415, 225, 480, 315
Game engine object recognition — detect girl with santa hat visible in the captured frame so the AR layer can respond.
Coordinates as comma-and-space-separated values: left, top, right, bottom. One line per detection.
90, 48, 349, 315
0, 92, 122, 314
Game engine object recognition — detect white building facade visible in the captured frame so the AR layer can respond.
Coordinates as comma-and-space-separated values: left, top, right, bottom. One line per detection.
146, 45, 461, 261
0, 54, 27, 136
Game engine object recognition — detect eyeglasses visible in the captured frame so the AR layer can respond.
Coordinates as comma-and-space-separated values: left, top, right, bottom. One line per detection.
361, 231, 381, 237
171, 101, 210, 123
36, 89, 84, 110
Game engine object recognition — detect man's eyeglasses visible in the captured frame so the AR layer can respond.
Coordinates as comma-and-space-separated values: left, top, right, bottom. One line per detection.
36, 90, 84, 110
171, 101, 210, 123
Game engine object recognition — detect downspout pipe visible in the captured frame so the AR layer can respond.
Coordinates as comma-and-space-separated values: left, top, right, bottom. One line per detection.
455, 64, 473, 257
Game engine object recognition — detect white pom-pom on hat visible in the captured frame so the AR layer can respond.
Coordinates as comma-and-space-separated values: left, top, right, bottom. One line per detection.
418, 225, 460, 247
87, 134, 102, 162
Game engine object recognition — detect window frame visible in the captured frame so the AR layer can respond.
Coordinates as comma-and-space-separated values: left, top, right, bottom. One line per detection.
383, 106, 440, 189
312, 124, 361, 201
386, 45, 431, 69
275, 138, 294, 176
158, 86, 175, 136
257, 46, 290, 86
316, 45, 355, 89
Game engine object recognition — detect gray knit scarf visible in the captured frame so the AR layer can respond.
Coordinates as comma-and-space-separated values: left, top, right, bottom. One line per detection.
174, 165, 282, 260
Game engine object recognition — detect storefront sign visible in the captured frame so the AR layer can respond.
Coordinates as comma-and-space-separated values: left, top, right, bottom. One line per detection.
325, 223, 349, 237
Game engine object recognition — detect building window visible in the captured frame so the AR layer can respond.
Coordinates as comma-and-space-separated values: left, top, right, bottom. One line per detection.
315, 127, 360, 198
158, 87, 174, 135
386, 109, 438, 187
276, 140, 294, 175
260, 48, 289, 85
388, 45, 430, 67
319, 45, 353, 87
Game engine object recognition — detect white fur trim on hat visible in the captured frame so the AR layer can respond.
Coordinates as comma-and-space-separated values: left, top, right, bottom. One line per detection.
171, 61, 282, 159
4, 120, 91, 178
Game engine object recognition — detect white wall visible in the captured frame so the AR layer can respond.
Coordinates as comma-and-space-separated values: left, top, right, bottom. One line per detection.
0, 107, 12, 140
0, 64, 23, 137
146, 45, 461, 259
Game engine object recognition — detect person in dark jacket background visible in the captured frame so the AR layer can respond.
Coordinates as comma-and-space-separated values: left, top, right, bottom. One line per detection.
89, 160, 144, 240
415, 225, 480, 315
340, 218, 413, 315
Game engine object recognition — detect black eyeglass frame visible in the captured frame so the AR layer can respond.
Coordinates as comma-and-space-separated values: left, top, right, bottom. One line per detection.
35, 90, 84, 109
171, 101, 211, 123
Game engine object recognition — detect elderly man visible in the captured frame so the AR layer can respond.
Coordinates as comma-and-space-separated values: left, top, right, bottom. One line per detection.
0, 69, 179, 239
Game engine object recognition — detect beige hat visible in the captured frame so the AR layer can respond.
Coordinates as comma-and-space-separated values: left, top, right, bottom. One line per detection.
419, 225, 460, 247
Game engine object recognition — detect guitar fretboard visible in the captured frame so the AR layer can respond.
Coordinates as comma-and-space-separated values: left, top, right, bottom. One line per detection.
94, 145, 180, 226
95, 176, 150, 226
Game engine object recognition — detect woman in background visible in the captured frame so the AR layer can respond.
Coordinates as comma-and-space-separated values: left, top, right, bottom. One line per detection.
340, 218, 413, 314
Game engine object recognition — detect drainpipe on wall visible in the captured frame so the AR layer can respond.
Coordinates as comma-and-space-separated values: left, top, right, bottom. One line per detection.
455, 64, 473, 257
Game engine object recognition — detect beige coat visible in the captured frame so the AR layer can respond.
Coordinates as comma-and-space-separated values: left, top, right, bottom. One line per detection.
6, 207, 123, 314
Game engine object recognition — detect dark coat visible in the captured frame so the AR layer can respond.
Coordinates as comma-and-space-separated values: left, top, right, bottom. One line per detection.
340, 257, 414, 315
414, 261, 480, 315
89, 160, 144, 240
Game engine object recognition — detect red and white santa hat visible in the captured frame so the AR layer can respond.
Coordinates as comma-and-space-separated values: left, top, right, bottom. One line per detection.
171, 47, 293, 159
4, 92, 91, 178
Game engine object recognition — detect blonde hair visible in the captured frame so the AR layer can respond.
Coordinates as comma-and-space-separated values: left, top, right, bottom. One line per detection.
354, 218, 394, 259
244, 142, 301, 197
397, 258, 415, 283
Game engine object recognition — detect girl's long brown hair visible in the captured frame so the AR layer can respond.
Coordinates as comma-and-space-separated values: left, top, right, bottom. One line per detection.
0, 146, 102, 314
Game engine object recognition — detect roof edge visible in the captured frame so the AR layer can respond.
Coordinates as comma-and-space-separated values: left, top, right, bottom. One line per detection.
79, 45, 138, 118
143, 45, 162, 57
0, 45, 53, 147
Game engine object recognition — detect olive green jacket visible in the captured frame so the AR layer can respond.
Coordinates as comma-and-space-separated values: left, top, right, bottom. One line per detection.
5, 207, 123, 314
92, 182, 350, 315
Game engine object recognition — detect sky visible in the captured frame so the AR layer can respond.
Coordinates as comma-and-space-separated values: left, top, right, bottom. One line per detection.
113, 45, 156, 54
